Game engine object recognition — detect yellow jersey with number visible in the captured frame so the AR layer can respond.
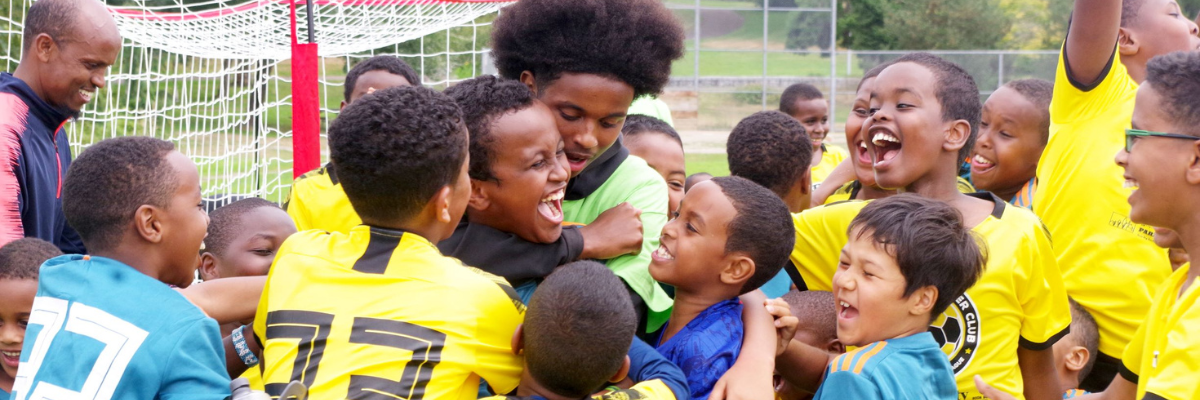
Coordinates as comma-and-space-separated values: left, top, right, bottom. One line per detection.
1036, 45, 1171, 358
789, 193, 1071, 399
284, 163, 362, 234
255, 225, 525, 400
1120, 264, 1200, 400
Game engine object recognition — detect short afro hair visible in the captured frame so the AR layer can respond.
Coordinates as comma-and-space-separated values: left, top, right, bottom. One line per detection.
490, 0, 685, 99
203, 197, 282, 257
779, 83, 825, 116
1068, 298, 1100, 380
329, 86, 468, 224
0, 238, 62, 280
709, 176, 795, 294
525, 261, 637, 398
1002, 79, 1053, 144
780, 290, 837, 346
1121, 0, 1146, 27
849, 193, 986, 319
21, 0, 77, 52
344, 55, 421, 102
890, 53, 982, 163
1144, 51, 1200, 136
63, 137, 178, 252
726, 111, 813, 198
622, 115, 681, 146
856, 60, 896, 92
443, 75, 537, 182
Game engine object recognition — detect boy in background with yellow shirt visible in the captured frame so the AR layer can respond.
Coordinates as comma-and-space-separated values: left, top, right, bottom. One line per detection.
1033, 0, 1199, 390
779, 83, 847, 190
786, 53, 1071, 399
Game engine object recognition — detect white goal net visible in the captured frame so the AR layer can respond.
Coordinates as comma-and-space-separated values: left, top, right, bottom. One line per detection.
0, 0, 511, 204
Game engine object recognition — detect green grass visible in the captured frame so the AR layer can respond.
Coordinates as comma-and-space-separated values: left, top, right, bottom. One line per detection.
673, 51, 860, 77
685, 153, 730, 177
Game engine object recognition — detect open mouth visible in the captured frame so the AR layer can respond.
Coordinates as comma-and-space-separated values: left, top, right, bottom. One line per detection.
970, 154, 996, 174
565, 151, 592, 173
869, 129, 902, 166
854, 140, 872, 166
837, 299, 858, 321
1124, 176, 1139, 190
1, 350, 19, 368
651, 243, 675, 262
79, 88, 94, 103
537, 188, 565, 224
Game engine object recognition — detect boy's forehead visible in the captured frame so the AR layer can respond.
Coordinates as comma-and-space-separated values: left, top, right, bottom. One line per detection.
354, 70, 411, 93
681, 182, 735, 219
874, 62, 937, 97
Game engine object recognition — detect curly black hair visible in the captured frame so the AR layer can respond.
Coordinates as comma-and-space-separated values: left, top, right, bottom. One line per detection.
1145, 51, 1200, 136
0, 238, 62, 280
622, 114, 681, 145
726, 111, 813, 198
1068, 299, 1100, 379
779, 83, 824, 116
62, 137, 178, 252
203, 197, 281, 257
344, 55, 421, 102
891, 53, 982, 163
849, 193, 986, 319
490, 0, 685, 99
709, 176, 795, 294
443, 75, 537, 182
329, 86, 467, 224
525, 261, 637, 398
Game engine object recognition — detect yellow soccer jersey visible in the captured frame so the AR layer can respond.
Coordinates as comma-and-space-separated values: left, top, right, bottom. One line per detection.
789, 193, 1071, 399
811, 145, 849, 190
1120, 264, 1200, 400
480, 380, 676, 400
255, 225, 525, 399
1035, 45, 1171, 357
822, 177, 975, 205
284, 163, 362, 234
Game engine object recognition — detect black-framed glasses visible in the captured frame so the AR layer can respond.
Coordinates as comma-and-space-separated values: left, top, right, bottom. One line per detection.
1125, 129, 1200, 152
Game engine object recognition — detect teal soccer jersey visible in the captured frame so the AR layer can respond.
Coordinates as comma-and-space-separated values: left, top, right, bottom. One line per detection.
813, 333, 957, 400
11, 255, 230, 400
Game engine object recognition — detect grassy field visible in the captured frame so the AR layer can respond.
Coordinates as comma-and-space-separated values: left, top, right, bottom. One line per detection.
685, 153, 731, 177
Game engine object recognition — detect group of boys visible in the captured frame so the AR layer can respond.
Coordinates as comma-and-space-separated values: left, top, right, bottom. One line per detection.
1, 0, 1200, 399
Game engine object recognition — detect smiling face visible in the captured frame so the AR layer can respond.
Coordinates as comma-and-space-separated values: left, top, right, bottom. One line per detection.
526, 72, 634, 178
0, 278, 36, 382
787, 98, 831, 148
833, 228, 928, 347
626, 133, 686, 215
969, 86, 1046, 198
864, 62, 960, 191
649, 181, 737, 293
160, 151, 209, 288
847, 78, 879, 188
31, 7, 121, 115
470, 102, 570, 244
203, 207, 297, 280
1116, 83, 1197, 230
1125, 0, 1200, 60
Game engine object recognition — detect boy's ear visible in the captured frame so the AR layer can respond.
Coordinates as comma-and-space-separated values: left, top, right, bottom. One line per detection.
1063, 344, 1090, 373
519, 71, 538, 95
797, 169, 812, 196
33, 34, 55, 63
468, 179, 491, 211
1117, 27, 1140, 57
1185, 141, 1200, 185
135, 205, 164, 244
942, 120, 972, 156
907, 286, 937, 316
826, 338, 846, 354
433, 185, 455, 224
719, 255, 755, 286
511, 324, 525, 356
198, 253, 220, 281
609, 356, 631, 383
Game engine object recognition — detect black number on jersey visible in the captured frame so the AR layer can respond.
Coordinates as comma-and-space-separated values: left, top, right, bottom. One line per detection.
347, 317, 446, 400
264, 310, 336, 397
263, 311, 447, 400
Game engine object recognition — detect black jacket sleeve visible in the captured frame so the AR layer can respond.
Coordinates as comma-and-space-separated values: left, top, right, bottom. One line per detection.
437, 221, 584, 286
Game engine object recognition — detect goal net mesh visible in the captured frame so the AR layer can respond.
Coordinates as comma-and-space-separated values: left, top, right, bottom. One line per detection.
0, 0, 510, 204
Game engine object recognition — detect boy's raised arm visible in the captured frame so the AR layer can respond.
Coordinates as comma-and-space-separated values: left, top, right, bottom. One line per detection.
1065, 0, 1122, 85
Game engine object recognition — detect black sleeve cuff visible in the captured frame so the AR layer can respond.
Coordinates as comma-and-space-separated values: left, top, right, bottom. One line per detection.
1144, 393, 1168, 400
1061, 35, 1117, 92
1118, 361, 1139, 384
1019, 326, 1070, 351
561, 226, 585, 263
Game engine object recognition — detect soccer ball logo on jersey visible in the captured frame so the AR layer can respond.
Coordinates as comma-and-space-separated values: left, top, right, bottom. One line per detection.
928, 293, 979, 375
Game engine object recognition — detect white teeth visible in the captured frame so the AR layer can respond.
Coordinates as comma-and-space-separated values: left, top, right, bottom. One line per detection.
1, 350, 18, 357
839, 301, 850, 308
973, 155, 993, 166
653, 245, 674, 260
871, 133, 900, 146
858, 141, 868, 150
1124, 179, 1139, 189
79, 89, 93, 102
540, 189, 564, 203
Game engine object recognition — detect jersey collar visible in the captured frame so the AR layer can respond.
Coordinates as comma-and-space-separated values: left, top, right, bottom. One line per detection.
564, 136, 629, 201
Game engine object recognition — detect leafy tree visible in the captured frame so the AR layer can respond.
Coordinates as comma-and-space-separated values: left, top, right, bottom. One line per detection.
838, 0, 1012, 50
